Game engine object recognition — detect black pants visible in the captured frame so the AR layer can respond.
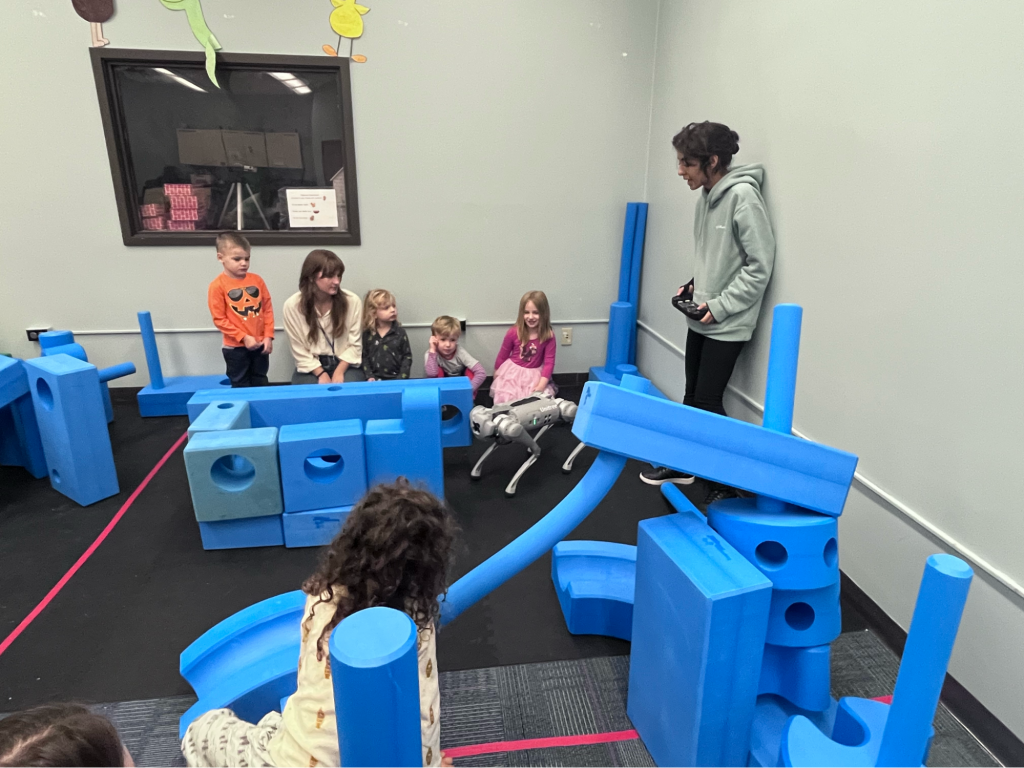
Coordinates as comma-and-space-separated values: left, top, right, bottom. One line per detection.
223, 346, 270, 388
683, 329, 745, 416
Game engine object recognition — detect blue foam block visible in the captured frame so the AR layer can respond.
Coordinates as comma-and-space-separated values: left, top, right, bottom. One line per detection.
282, 505, 353, 548
708, 499, 839, 590
187, 401, 251, 439
587, 365, 668, 399
139, 375, 232, 417
551, 541, 636, 641
179, 590, 305, 738
187, 377, 473, 448
183, 428, 283, 522
279, 420, 366, 513
759, 643, 831, 712
365, 387, 443, 497
331, 607, 422, 767
766, 581, 841, 647
197, 515, 285, 550
0, 357, 46, 479
627, 509, 773, 767
573, 379, 859, 516
749, 694, 837, 767
39, 331, 115, 423
23, 355, 119, 506
0, 355, 30, 408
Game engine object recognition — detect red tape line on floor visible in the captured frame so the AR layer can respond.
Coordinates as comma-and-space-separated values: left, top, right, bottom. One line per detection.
0, 431, 188, 659
444, 729, 641, 758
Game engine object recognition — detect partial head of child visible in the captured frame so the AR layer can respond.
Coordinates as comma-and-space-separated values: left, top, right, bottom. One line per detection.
215, 231, 252, 280
362, 289, 398, 334
516, 290, 553, 351
0, 703, 130, 767
430, 315, 462, 359
301, 478, 456, 661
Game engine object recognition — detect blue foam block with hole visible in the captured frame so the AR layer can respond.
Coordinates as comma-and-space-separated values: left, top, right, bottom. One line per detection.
551, 541, 636, 641
573, 379, 859, 516
278, 420, 366, 513
765, 581, 841, 647
0, 357, 47, 479
758, 643, 831, 712
23, 355, 119, 506
139, 375, 232, 417
282, 504, 353, 548
628, 508, 773, 767
365, 387, 443, 497
708, 499, 839, 590
187, 401, 251, 439
39, 330, 115, 423
183, 427, 283, 522
186, 377, 473, 448
197, 514, 285, 550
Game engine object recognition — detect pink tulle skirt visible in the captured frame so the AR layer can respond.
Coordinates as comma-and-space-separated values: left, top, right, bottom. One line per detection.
490, 359, 557, 405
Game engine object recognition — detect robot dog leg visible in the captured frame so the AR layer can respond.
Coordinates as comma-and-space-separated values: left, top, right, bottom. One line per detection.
470, 394, 578, 497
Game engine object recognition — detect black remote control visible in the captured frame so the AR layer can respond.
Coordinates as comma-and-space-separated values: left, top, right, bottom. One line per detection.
671, 295, 708, 320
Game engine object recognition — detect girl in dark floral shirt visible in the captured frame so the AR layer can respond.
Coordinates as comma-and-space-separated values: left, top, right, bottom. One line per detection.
361, 289, 413, 380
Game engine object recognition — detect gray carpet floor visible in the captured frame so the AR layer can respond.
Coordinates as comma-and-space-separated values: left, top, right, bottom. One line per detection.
73, 629, 997, 767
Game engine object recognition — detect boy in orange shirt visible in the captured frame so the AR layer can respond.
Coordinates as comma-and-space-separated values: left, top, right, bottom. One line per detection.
208, 232, 275, 387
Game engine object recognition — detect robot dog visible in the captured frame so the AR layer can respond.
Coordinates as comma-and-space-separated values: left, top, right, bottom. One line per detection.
469, 394, 579, 497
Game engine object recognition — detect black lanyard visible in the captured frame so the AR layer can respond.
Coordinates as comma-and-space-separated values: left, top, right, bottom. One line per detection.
317, 315, 336, 356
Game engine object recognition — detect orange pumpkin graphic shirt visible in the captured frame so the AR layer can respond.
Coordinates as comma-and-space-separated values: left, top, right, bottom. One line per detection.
208, 272, 275, 347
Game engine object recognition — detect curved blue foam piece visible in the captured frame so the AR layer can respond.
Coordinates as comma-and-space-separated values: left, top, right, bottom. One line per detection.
441, 450, 628, 625
178, 590, 306, 738
780, 554, 972, 767
759, 643, 831, 712
709, 499, 839, 590
331, 607, 421, 767
551, 541, 636, 640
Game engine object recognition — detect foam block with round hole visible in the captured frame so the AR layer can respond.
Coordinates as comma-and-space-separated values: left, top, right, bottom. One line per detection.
23, 354, 119, 506
708, 499, 839, 590
278, 419, 366, 513
187, 401, 252, 440
184, 427, 283, 522
765, 581, 841, 648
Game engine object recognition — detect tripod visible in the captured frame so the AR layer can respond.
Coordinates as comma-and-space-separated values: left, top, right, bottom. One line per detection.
217, 181, 270, 230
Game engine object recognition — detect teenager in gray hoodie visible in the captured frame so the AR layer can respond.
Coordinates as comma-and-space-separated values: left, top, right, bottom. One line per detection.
641, 122, 776, 497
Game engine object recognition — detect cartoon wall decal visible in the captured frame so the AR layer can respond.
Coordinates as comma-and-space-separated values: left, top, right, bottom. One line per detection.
323, 0, 369, 63
71, 0, 113, 47
159, 0, 222, 87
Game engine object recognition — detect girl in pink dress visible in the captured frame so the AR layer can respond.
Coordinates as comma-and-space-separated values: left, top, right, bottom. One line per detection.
491, 290, 557, 404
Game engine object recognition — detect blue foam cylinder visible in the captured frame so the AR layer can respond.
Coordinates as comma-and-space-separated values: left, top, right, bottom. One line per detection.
708, 499, 839, 590
875, 554, 973, 766
605, 301, 635, 374
762, 304, 803, 435
766, 581, 841, 648
330, 607, 422, 768
617, 203, 640, 303
98, 361, 136, 383
138, 311, 165, 390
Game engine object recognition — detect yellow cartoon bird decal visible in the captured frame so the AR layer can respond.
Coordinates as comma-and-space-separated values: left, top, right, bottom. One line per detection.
324, 0, 369, 62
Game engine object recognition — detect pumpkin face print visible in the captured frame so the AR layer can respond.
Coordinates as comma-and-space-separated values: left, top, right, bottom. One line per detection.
227, 285, 262, 318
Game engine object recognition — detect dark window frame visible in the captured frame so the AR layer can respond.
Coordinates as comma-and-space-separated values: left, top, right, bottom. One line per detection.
90, 47, 361, 247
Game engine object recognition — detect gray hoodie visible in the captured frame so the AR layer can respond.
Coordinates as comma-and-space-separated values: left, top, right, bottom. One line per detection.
689, 163, 776, 342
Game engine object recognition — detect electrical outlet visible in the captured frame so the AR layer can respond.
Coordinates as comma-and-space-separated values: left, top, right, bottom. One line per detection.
561, 327, 573, 346
25, 328, 49, 342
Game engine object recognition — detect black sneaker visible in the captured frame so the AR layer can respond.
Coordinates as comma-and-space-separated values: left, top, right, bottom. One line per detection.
703, 483, 739, 508
639, 466, 695, 486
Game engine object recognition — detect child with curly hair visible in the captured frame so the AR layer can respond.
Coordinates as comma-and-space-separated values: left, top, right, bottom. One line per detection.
360, 289, 413, 381
182, 480, 456, 768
